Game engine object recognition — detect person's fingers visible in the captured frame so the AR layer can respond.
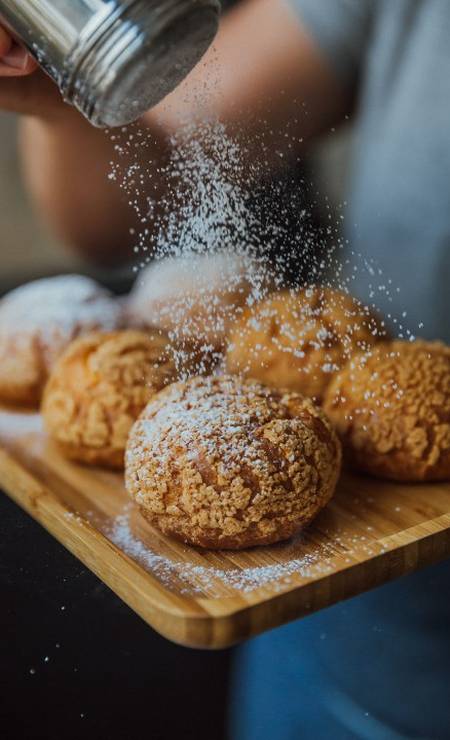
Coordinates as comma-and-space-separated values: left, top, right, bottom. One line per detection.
0, 27, 73, 119
0, 48, 38, 76
0, 27, 38, 76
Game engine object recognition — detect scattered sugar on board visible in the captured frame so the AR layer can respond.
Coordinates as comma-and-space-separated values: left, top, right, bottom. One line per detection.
104, 504, 387, 596
105, 505, 332, 594
0, 409, 42, 437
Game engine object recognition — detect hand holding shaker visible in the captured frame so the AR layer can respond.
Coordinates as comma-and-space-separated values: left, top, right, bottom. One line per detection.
0, 0, 220, 127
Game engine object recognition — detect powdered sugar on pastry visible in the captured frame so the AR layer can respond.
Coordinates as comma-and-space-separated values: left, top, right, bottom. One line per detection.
126, 375, 341, 549
226, 286, 387, 403
0, 275, 122, 405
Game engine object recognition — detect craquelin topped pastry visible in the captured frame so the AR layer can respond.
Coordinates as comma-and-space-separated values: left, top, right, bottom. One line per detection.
125, 375, 341, 549
226, 286, 386, 402
323, 340, 450, 481
126, 252, 273, 362
42, 330, 179, 469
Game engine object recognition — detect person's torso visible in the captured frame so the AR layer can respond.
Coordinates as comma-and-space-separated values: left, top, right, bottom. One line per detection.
233, 6, 450, 739
348, 0, 450, 341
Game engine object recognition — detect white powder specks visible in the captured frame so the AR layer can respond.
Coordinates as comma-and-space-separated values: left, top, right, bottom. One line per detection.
106, 504, 334, 595
0, 275, 122, 371
0, 275, 120, 336
109, 115, 423, 384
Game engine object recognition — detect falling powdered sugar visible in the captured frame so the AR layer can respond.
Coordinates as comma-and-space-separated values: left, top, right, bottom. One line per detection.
110, 115, 422, 382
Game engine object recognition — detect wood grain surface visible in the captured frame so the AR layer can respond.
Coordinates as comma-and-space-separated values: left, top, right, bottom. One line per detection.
1, 407, 450, 649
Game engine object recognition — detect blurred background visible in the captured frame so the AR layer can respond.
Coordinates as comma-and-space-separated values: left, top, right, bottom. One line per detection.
0, 115, 81, 291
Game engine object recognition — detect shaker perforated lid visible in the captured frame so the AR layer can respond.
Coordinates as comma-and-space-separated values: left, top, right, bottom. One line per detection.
70, 0, 220, 127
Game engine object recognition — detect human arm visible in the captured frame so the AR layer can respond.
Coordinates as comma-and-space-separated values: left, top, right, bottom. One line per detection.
1, 0, 354, 266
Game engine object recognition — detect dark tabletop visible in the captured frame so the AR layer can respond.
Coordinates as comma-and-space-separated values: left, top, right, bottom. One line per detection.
0, 491, 231, 740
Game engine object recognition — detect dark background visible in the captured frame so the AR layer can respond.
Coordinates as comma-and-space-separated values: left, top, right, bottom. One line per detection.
0, 491, 232, 740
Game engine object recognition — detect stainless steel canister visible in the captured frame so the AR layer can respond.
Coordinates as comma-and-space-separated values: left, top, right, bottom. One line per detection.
0, 0, 220, 127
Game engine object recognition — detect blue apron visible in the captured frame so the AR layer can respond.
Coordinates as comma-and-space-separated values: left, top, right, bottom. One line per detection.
230, 559, 450, 739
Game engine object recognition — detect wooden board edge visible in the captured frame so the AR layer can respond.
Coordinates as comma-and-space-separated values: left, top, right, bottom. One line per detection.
188, 520, 450, 649
3, 445, 450, 650
0, 448, 225, 648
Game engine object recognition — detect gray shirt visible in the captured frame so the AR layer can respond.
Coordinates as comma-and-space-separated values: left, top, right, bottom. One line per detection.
295, 0, 450, 340
232, 5, 450, 740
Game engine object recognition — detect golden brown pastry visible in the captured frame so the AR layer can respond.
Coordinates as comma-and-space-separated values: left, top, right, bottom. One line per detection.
125, 375, 341, 549
226, 287, 386, 402
126, 252, 273, 357
0, 275, 122, 406
42, 330, 179, 469
323, 340, 450, 481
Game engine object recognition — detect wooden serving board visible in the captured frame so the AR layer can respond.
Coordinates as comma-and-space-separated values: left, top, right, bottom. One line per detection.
1, 407, 450, 649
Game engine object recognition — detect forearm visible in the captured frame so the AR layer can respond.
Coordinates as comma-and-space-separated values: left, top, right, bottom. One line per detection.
19, 110, 156, 268
152, 0, 351, 169
16, 0, 350, 267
